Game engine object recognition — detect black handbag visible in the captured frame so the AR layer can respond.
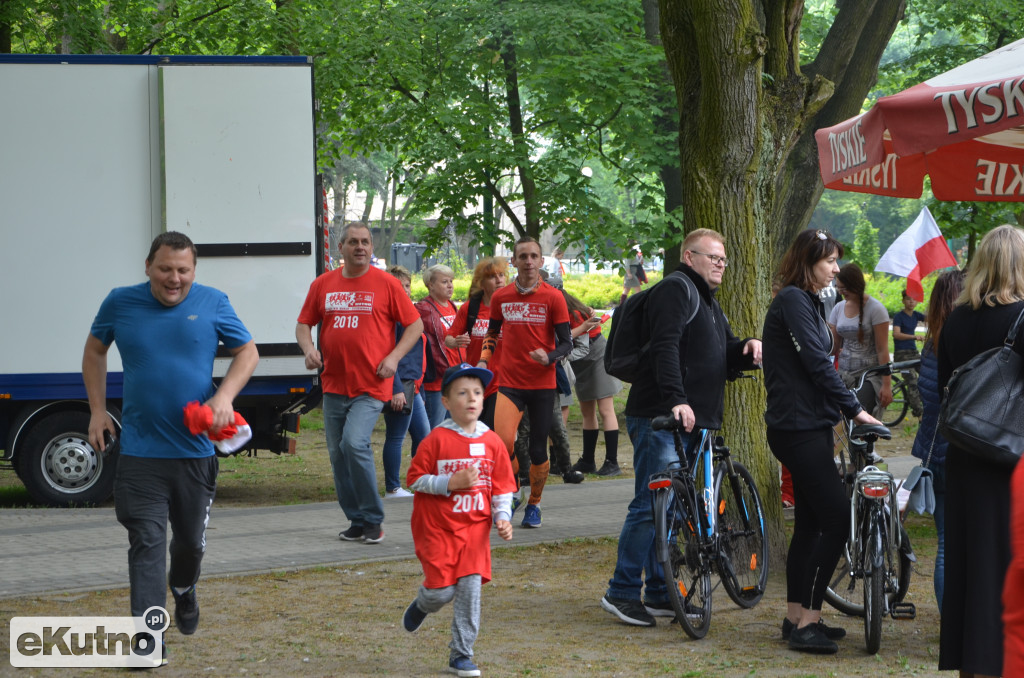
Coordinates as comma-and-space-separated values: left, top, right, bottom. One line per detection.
938, 306, 1024, 469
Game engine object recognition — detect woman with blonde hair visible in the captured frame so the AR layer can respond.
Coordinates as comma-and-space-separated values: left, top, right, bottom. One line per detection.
938, 224, 1024, 678
416, 264, 461, 427
445, 257, 508, 427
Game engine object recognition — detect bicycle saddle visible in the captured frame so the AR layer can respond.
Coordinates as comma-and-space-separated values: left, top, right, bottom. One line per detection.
850, 423, 892, 440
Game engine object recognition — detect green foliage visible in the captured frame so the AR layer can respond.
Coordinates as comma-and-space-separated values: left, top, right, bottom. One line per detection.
849, 216, 880, 273
867, 271, 946, 316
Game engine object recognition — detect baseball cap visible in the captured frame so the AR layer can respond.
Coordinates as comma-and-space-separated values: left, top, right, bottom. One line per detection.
442, 363, 493, 390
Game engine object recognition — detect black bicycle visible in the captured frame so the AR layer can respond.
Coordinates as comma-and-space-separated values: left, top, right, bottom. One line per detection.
649, 414, 769, 639
877, 362, 920, 427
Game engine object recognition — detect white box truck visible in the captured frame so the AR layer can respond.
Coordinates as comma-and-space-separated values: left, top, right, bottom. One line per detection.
0, 54, 324, 506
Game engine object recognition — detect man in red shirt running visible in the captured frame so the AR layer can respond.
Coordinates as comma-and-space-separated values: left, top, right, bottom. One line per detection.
479, 237, 572, 528
296, 222, 423, 544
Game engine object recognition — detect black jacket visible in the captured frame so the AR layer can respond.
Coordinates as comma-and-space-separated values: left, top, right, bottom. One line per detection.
763, 285, 862, 431
624, 264, 754, 427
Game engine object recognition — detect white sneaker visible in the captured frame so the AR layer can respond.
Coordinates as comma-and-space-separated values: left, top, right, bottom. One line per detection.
386, 487, 413, 498
868, 451, 884, 464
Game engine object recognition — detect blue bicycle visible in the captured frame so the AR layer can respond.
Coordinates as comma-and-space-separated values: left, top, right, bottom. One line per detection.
650, 414, 769, 639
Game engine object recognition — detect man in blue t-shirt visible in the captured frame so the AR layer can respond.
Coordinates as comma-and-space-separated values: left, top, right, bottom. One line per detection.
892, 290, 925, 418
82, 232, 258, 653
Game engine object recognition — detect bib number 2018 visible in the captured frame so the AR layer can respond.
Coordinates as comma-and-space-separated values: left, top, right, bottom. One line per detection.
452, 493, 485, 513
333, 315, 359, 329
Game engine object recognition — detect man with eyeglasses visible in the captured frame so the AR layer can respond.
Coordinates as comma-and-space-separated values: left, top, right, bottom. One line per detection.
601, 227, 762, 627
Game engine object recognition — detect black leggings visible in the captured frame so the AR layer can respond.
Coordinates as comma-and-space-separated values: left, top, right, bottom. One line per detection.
495, 386, 555, 465
767, 427, 849, 611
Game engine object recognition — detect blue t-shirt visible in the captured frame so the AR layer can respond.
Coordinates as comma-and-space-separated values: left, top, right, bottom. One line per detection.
892, 310, 924, 351
90, 282, 252, 459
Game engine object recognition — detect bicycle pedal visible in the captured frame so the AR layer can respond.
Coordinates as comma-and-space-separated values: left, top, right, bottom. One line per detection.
890, 602, 916, 620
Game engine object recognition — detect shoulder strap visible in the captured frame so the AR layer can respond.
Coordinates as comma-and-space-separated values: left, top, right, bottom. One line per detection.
665, 271, 699, 326
1005, 304, 1024, 348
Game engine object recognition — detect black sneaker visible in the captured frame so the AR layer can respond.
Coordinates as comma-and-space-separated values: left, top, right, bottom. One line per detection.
338, 525, 364, 541
172, 585, 199, 635
403, 600, 427, 632
596, 461, 622, 477
600, 594, 656, 627
788, 623, 839, 654
643, 600, 676, 618
363, 524, 385, 544
781, 617, 846, 640
571, 458, 597, 474
562, 470, 585, 484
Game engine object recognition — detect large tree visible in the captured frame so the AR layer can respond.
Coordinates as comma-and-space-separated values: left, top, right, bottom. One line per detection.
658, 0, 907, 555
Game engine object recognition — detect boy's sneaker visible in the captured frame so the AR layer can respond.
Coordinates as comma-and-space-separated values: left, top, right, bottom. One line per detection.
386, 487, 413, 498
788, 623, 839, 654
571, 458, 597, 474
510, 492, 522, 517
171, 585, 199, 635
781, 617, 846, 640
362, 524, 385, 544
601, 594, 656, 627
521, 503, 542, 528
643, 600, 677, 618
338, 525, 364, 541
596, 461, 622, 477
448, 655, 481, 677
402, 600, 427, 632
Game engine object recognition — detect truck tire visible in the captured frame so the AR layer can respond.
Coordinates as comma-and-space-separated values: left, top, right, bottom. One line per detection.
15, 410, 118, 506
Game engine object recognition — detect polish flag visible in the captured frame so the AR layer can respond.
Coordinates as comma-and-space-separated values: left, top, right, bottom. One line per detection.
875, 207, 959, 302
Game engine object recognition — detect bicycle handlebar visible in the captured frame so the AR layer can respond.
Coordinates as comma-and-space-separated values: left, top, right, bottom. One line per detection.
850, 359, 921, 392
652, 415, 680, 432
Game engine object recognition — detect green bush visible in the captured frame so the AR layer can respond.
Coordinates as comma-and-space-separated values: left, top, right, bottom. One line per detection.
866, 272, 943, 316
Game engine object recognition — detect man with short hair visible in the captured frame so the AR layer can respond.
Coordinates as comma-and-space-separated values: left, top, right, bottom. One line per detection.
296, 222, 423, 544
83, 231, 259, 653
601, 228, 762, 627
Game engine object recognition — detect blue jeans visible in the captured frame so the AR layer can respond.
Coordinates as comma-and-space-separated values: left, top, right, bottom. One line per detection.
931, 461, 946, 611
606, 416, 695, 603
322, 393, 386, 526
381, 391, 430, 492
423, 388, 449, 429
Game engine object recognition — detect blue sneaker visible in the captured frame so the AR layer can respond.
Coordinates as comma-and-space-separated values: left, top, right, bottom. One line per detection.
521, 503, 541, 528
510, 492, 522, 517
448, 654, 480, 677
403, 600, 427, 632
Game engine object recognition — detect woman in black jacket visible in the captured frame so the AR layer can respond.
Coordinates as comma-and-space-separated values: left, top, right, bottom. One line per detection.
937, 224, 1024, 678
762, 229, 882, 654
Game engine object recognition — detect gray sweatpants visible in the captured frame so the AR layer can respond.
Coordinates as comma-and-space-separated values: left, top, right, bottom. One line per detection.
415, 574, 482, 660
114, 454, 217, 617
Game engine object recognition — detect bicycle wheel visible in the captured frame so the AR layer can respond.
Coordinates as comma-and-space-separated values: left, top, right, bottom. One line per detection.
661, 477, 712, 639
880, 377, 908, 427
823, 544, 863, 617
713, 462, 768, 608
863, 535, 884, 654
894, 523, 913, 604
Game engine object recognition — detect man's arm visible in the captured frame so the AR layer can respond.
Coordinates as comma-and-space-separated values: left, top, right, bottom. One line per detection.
205, 340, 259, 432
378, 318, 423, 379
296, 322, 322, 370
83, 334, 115, 453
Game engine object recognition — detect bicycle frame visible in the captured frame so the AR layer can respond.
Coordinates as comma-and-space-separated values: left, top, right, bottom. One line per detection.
650, 428, 715, 540
849, 467, 902, 570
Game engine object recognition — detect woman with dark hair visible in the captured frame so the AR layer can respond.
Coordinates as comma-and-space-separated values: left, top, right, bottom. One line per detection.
938, 225, 1024, 677
908, 268, 964, 611
762, 229, 882, 654
829, 263, 893, 425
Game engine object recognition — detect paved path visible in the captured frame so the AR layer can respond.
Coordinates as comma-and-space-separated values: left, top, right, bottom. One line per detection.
0, 455, 919, 600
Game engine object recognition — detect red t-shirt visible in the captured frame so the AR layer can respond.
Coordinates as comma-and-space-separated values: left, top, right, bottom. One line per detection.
488, 282, 569, 390
297, 267, 420, 401
447, 297, 502, 397
419, 299, 461, 392
407, 427, 516, 587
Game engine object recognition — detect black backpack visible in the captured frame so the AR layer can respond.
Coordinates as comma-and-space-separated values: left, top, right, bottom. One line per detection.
604, 271, 698, 382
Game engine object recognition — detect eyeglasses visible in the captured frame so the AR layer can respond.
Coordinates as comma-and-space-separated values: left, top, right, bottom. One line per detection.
688, 250, 728, 267
836, 285, 847, 294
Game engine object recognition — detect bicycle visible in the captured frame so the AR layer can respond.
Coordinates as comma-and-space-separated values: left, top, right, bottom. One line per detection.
824, 361, 917, 654
649, 405, 769, 639
878, 365, 920, 427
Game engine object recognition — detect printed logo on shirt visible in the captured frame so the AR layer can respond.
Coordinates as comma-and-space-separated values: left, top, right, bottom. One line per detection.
471, 318, 489, 337
500, 302, 549, 325
325, 291, 374, 314
437, 457, 496, 487
187, 315, 198, 321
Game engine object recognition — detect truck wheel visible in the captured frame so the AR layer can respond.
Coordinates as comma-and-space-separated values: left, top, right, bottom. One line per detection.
15, 411, 118, 506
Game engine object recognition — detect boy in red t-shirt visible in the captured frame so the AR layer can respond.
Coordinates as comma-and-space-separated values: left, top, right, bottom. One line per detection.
403, 364, 516, 678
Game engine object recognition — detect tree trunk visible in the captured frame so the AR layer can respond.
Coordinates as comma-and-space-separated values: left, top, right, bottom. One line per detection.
500, 25, 539, 239
659, 0, 906, 568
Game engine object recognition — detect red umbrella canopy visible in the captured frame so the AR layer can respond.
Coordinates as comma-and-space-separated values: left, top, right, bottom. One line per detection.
816, 37, 1024, 201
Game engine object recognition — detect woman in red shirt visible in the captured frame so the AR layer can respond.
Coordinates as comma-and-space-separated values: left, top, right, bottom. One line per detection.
416, 264, 462, 427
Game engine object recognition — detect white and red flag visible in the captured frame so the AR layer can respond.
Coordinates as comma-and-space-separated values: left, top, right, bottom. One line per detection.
875, 207, 959, 301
